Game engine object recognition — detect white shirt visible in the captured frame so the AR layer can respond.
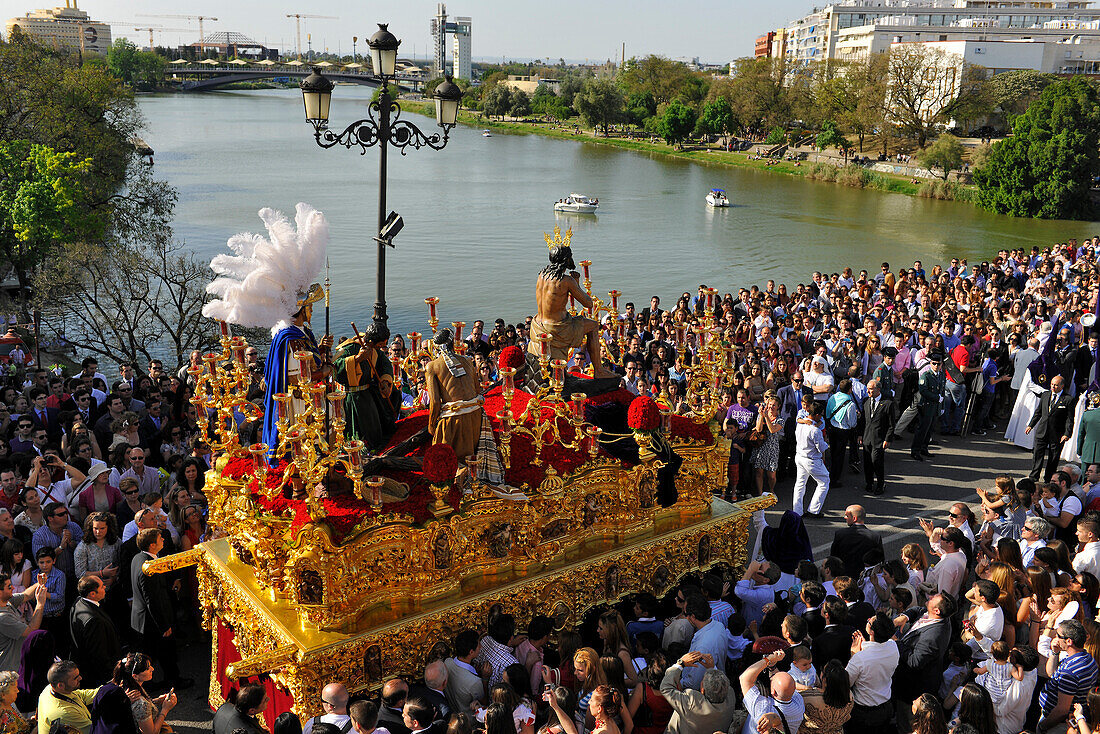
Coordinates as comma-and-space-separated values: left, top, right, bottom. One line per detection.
996, 669, 1037, 734
969, 605, 1005, 654
1073, 540, 1100, 578
928, 550, 967, 598
303, 713, 351, 734
845, 639, 900, 707
804, 370, 833, 401
795, 421, 828, 462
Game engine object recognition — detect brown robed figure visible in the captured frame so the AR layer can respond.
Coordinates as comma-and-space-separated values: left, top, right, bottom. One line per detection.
528, 234, 616, 379
425, 328, 482, 460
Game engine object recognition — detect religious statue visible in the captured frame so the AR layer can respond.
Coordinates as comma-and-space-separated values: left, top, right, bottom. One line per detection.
529, 228, 617, 379
261, 285, 332, 457
425, 329, 483, 460
200, 203, 332, 459
333, 322, 401, 451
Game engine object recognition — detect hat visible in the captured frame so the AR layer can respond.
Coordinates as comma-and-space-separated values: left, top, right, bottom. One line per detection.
812, 356, 828, 367
85, 463, 111, 483
882, 346, 898, 358
929, 350, 946, 362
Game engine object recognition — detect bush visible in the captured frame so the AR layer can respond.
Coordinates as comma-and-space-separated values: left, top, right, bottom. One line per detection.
916, 179, 974, 201
765, 126, 786, 145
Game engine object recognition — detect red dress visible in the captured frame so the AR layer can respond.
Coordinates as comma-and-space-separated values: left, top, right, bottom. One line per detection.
632, 683, 673, 734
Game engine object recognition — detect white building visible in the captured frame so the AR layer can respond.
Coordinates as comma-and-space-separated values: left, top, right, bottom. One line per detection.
5, 0, 111, 55
773, 0, 1100, 66
430, 4, 473, 80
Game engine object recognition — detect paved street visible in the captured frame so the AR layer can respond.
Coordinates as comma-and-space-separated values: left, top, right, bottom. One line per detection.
163, 429, 1032, 731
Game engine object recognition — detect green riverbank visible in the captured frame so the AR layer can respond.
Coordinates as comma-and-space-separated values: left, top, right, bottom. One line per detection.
400, 99, 974, 203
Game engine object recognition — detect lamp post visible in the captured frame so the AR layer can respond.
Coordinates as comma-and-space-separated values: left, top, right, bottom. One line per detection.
299, 23, 462, 328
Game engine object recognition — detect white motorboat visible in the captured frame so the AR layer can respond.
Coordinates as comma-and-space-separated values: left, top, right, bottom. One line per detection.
705, 189, 730, 207
554, 193, 599, 213
482, 129, 492, 137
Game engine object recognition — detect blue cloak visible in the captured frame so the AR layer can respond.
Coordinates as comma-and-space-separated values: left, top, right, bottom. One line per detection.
262, 323, 319, 460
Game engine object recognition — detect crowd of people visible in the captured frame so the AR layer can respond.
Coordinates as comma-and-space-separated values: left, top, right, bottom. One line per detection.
4, 238, 1100, 734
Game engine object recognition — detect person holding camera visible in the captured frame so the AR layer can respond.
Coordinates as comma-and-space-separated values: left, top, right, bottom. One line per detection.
1036, 619, 1098, 732
738, 650, 805, 734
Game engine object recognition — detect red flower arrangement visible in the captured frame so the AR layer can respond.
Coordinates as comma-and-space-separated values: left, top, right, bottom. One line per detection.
422, 443, 458, 485
498, 346, 526, 371
627, 396, 661, 431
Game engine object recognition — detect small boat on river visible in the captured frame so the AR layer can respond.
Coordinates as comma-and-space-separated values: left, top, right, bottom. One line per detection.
554, 193, 599, 213
482, 130, 492, 137
705, 189, 730, 207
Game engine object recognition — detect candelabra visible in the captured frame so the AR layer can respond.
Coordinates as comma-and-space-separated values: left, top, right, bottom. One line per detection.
192, 322, 370, 523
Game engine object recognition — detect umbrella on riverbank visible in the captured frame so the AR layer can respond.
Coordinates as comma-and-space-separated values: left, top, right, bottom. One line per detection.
285, 60, 305, 67
343, 62, 362, 69
169, 58, 189, 65
315, 61, 334, 67
255, 59, 277, 66
228, 58, 249, 66
199, 59, 219, 66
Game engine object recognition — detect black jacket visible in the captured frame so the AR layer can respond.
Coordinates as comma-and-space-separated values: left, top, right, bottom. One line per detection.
830, 525, 884, 580
1028, 388, 1073, 442
213, 703, 267, 734
70, 597, 122, 686
893, 618, 952, 701
811, 624, 855, 672
378, 705, 412, 734
862, 396, 898, 446
801, 607, 826, 639
130, 550, 172, 635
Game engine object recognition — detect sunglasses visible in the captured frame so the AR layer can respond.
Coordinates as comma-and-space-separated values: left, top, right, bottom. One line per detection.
53, 510, 69, 517
123, 490, 139, 496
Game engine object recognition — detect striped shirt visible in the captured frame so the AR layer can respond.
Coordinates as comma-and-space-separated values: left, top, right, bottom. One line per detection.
40, 567, 65, 617
1040, 650, 1099, 713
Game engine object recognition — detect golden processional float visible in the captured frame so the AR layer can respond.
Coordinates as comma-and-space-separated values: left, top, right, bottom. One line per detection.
145, 225, 773, 722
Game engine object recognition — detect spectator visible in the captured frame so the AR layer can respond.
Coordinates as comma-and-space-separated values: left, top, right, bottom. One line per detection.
349, 700, 382, 734
658, 652, 734, 734
129, 528, 189, 691
0, 574, 45, 673
302, 682, 350, 734
1037, 618, 1098, 732
845, 613, 899, 730
68, 575, 120, 687
444, 630, 487, 713
377, 678, 411, 734
109, 652, 176, 734
738, 650, 805, 734
212, 683, 268, 734
36, 660, 100, 734
829, 505, 883, 580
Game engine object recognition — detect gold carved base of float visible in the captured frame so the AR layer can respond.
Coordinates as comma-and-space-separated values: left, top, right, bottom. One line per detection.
195, 493, 775, 719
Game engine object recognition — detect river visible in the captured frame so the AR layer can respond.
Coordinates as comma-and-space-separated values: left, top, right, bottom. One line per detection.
138, 87, 1100, 337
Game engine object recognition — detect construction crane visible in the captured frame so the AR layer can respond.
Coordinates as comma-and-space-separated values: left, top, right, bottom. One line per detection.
137, 14, 219, 53
132, 25, 190, 51
286, 14, 338, 60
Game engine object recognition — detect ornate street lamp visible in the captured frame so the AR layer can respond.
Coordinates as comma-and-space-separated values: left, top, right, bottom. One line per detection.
298, 22, 460, 328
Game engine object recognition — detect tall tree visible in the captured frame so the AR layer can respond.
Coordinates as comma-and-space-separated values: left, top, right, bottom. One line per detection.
727, 58, 789, 135
816, 56, 887, 152
619, 55, 694, 106
885, 44, 966, 147
0, 141, 96, 292
509, 89, 532, 118
919, 134, 964, 180
974, 76, 1100, 219
657, 100, 697, 149
482, 84, 513, 119
696, 97, 735, 138
573, 78, 624, 135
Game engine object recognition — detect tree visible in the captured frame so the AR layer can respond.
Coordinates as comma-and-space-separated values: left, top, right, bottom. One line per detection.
619, 55, 695, 106
816, 56, 887, 152
696, 97, 735, 138
35, 237, 213, 368
975, 77, 1100, 219
981, 69, 1056, 128
625, 91, 657, 127
920, 134, 964, 180
482, 84, 512, 119
657, 100, 697, 149
532, 85, 569, 120
0, 141, 96, 293
727, 58, 790, 135
765, 127, 786, 145
573, 78, 624, 135
370, 83, 402, 104
885, 45, 968, 147
106, 39, 165, 89
509, 89, 532, 118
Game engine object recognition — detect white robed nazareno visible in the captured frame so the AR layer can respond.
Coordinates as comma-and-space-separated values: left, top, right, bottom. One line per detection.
1005, 368, 1044, 449
1062, 393, 1088, 463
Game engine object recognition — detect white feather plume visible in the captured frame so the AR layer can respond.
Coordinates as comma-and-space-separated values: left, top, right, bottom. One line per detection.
202, 203, 329, 334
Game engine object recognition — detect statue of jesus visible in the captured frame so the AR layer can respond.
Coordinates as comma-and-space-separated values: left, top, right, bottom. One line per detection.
529, 237, 617, 379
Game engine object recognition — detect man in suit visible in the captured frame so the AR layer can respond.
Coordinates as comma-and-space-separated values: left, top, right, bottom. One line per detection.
1027, 375, 1073, 481
69, 575, 121, 686
213, 683, 268, 734
376, 678, 412, 734
409, 660, 450, 723
799, 582, 827, 638
862, 378, 897, 495
638, 296, 664, 326
777, 373, 804, 478
1074, 332, 1096, 397
131, 528, 191, 689
811, 596, 856, 671
443, 629, 487, 714
893, 593, 954, 716
1078, 394, 1100, 472
829, 505, 884, 580
27, 388, 61, 444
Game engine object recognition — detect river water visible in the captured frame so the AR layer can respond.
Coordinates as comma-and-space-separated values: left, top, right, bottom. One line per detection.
138, 87, 1100, 337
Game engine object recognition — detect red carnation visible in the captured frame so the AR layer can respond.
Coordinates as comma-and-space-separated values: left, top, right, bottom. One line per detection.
498, 346, 526, 371
423, 443, 459, 484
627, 396, 661, 431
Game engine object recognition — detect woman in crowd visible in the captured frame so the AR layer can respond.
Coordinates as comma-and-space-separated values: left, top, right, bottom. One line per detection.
75, 466, 123, 522
596, 612, 638, 687
0, 541, 30, 614
159, 423, 189, 466
111, 653, 177, 734
625, 652, 670, 734
0, 671, 29, 734
949, 684, 996, 734
797, 660, 852, 733
540, 687, 578, 734
586, 686, 623, 734
573, 648, 607, 734
909, 693, 947, 734
750, 395, 783, 496
901, 543, 929, 590
73, 511, 120, 590
13, 488, 42, 534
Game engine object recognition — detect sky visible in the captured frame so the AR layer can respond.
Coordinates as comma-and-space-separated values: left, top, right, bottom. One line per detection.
1, 0, 812, 64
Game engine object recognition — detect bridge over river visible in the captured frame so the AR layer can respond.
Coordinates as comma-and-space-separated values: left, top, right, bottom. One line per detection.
166, 64, 424, 92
